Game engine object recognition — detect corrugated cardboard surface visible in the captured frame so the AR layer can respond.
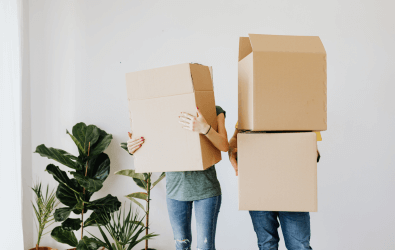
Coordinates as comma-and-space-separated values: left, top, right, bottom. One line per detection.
238, 34, 327, 131
125, 63, 221, 173
238, 132, 317, 212
195, 91, 222, 168
126, 63, 194, 100
238, 53, 254, 130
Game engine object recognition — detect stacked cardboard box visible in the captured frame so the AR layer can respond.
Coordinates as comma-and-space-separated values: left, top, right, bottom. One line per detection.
125, 63, 221, 173
238, 34, 327, 212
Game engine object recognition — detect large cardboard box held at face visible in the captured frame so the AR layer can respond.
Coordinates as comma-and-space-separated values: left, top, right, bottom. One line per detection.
125, 63, 221, 173
238, 132, 317, 212
238, 34, 327, 131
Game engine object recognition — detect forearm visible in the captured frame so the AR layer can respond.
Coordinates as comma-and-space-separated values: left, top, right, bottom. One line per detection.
206, 128, 229, 152
228, 130, 238, 158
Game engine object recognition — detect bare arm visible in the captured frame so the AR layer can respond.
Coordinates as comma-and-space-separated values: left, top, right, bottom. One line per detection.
205, 113, 229, 152
228, 127, 239, 176
179, 108, 228, 152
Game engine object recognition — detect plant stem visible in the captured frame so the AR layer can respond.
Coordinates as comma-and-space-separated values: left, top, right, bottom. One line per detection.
36, 229, 42, 248
145, 173, 151, 250
81, 142, 91, 240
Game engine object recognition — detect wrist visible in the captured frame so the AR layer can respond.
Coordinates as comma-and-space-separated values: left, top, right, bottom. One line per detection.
202, 123, 210, 134
203, 124, 211, 135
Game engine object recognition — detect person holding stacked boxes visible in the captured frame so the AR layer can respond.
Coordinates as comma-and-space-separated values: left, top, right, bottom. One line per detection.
229, 34, 327, 250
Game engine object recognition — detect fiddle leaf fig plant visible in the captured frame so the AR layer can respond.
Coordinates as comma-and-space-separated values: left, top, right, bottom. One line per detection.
116, 142, 165, 250
35, 122, 121, 250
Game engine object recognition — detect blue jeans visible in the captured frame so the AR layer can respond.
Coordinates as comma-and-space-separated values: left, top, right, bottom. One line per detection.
249, 211, 312, 250
166, 195, 221, 250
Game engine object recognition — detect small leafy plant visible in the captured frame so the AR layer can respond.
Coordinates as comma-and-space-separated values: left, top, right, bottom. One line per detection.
89, 205, 158, 250
117, 142, 165, 250
34, 122, 121, 250
32, 181, 59, 250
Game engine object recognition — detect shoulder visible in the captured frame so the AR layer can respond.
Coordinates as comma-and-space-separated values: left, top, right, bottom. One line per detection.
215, 106, 226, 118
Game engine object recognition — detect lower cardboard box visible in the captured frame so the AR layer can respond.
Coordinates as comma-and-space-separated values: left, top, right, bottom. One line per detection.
238, 132, 317, 212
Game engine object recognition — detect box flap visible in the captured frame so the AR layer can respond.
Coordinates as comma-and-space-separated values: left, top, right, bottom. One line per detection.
239, 37, 253, 61
248, 34, 326, 54
126, 63, 194, 100
189, 64, 214, 91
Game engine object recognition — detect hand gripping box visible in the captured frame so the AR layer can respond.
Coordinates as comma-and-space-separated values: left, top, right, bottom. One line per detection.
238, 34, 327, 131
125, 63, 221, 173
238, 132, 318, 212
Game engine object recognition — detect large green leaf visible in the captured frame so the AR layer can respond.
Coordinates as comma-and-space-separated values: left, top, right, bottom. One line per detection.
125, 192, 148, 201
76, 236, 102, 250
152, 172, 166, 188
120, 142, 133, 155
84, 211, 108, 227
114, 169, 145, 181
61, 218, 82, 231
56, 183, 78, 207
86, 153, 110, 181
115, 169, 147, 190
133, 178, 147, 190
72, 206, 88, 215
126, 197, 145, 211
83, 189, 94, 204
67, 129, 84, 155
70, 172, 104, 193
71, 123, 100, 156
72, 197, 85, 211
86, 194, 121, 213
51, 226, 78, 247
90, 128, 112, 156
46, 164, 78, 192
35, 144, 79, 170
54, 207, 72, 222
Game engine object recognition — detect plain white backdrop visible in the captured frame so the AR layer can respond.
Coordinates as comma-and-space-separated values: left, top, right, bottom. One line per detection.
0, 0, 24, 249
25, 0, 395, 249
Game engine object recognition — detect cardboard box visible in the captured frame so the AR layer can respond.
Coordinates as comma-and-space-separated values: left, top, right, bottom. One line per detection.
238, 34, 327, 131
125, 63, 221, 173
238, 132, 317, 212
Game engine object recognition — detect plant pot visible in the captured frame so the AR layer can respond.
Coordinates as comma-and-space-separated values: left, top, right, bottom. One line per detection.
29, 247, 55, 250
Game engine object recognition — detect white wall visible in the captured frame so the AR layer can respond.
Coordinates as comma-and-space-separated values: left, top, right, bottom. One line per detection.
22, 0, 33, 249
28, 0, 395, 249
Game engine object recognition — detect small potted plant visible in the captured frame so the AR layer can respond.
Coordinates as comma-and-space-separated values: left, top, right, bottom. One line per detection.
89, 205, 158, 250
30, 181, 60, 250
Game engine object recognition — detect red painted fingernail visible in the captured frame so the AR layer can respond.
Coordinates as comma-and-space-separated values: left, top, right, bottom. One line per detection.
141, 137, 143, 139
197, 107, 199, 109
139, 144, 142, 147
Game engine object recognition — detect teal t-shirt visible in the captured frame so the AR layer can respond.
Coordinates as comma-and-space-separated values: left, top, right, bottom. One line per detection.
166, 106, 226, 201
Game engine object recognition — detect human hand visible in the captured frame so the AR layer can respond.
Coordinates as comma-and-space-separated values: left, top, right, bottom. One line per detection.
127, 132, 145, 154
179, 107, 210, 134
229, 148, 238, 176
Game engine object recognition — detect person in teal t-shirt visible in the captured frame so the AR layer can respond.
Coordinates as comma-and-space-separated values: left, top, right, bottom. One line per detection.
127, 106, 228, 250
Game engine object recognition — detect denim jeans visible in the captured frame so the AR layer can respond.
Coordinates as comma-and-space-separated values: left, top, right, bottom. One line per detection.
249, 211, 312, 250
166, 195, 221, 250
